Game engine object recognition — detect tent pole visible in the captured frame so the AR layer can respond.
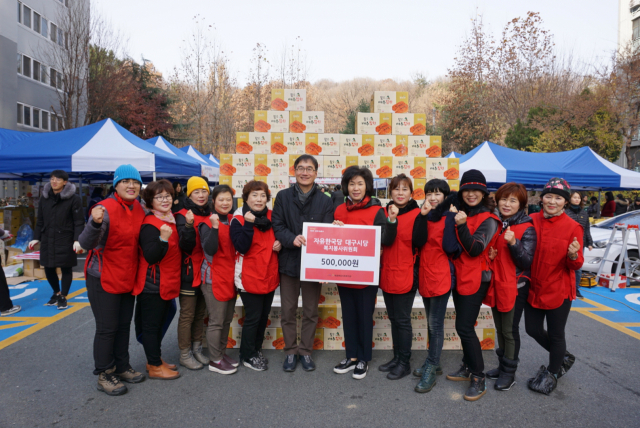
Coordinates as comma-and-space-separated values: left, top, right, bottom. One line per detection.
79, 174, 83, 209
153, 172, 156, 181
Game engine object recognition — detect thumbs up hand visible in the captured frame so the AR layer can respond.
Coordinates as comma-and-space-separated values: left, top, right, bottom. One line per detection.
568, 237, 581, 257
420, 201, 432, 216
504, 226, 516, 245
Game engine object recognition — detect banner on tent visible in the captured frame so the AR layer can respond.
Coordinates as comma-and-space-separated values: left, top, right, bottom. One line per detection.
201, 165, 217, 182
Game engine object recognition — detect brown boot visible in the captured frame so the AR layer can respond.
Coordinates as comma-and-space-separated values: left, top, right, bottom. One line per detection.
97, 372, 128, 396
115, 367, 146, 383
147, 364, 180, 380
162, 359, 178, 371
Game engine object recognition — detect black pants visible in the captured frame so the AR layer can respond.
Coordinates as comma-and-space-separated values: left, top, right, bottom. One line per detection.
339, 286, 378, 362
136, 293, 171, 367
0, 259, 13, 312
452, 281, 490, 377
492, 283, 529, 361
525, 299, 572, 374
86, 274, 135, 374
239, 290, 275, 361
44, 267, 73, 296
382, 289, 416, 360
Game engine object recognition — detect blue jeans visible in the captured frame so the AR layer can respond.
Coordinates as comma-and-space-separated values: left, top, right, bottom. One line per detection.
422, 290, 451, 366
575, 269, 582, 290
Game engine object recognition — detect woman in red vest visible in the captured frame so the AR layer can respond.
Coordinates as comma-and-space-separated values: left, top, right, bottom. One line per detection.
133, 179, 182, 380
201, 185, 238, 375
174, 177, 212, 370
230, 180, 280, 371
525, 177, 583, 395
484, 183, 536, 391
412, 179, 462, 393
332, 166, 396, 380
446, 169, 500, 401
378, 174, 420, 380
79, 164, 146, 396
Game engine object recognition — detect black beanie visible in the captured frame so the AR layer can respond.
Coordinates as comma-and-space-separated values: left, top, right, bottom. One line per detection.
540, 177, 571, 202
459, 169, 488, 194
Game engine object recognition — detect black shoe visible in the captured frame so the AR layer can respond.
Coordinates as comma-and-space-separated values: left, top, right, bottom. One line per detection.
446, 364, 471, 381
57, 295, 68, 310
45, 294, 60, 306
486, 348, 503, 379
463, 374, 487, 401
352, 361, 368, 380
300, 355, 316, 372
387, 361, 411, 380
257, 350, 269, 365
528, 365, 557, 395
558, 352, 575, 378
494, 357, 518, 391
334, 359, 358, 374
282, 354, 297, 372
576, 289, 584, 299
243, 356, 267, 371
378, 352, 399, 372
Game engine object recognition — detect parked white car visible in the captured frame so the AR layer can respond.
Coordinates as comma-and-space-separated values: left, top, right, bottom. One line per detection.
582, 211, 640, 283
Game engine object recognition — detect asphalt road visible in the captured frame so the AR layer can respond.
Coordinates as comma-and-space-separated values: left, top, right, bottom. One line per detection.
1, 298, 638, 428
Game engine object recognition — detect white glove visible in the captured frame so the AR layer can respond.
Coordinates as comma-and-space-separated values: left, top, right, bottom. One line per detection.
28, 240, 40, 250
0, 231, 12, 241
73, 241, 84, 254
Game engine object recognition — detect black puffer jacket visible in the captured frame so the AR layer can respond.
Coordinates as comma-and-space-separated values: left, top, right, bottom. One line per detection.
497, 209, 537, 280
34, 183, 84, 268
565, 205, 593, 248
272, 185, 334, 277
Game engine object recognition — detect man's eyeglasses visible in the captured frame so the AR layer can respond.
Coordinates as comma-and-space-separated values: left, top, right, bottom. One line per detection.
153, 195, 172, 202
295, 167, 316, 173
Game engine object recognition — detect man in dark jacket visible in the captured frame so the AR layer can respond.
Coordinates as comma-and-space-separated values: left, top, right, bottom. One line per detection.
331, 184, 345, 210
272, 155, 334, 372
29, 170, 84, 310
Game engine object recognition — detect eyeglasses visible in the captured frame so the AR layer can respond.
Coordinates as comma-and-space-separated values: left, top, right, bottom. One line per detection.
153, 195, 172, 202
295, 167, 316, 173
120, 179, 141, 187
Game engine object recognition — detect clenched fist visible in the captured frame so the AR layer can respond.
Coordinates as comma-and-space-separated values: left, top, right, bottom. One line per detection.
185, 210, 194, 225
293, 235, 306, 247
449, 205, 458, 213
210, 213, 220, 229
420, 201, 432, 216
273, 240, 282, 252
504, 226, 516, 245
568, 237, 580, 257
244, 211, 255, 223
388, 204, 399, 223
488, 247, 497, 261
160, 224, 173, 241
92, 206, 105, 224
454, 211, 467, 225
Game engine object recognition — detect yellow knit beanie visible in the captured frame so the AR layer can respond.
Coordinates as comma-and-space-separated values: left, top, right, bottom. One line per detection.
186, 177, 210, 196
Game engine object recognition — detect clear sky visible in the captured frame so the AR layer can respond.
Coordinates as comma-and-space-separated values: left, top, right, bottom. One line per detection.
94, 0, 618, 84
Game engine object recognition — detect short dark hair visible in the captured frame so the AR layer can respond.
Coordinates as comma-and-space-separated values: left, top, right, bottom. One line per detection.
143, 179, 174, 207
424, 179, 450, 196
495, 183, 528, 212
212, 184, 233, 203
335, 184, 341, 190
617, 194, 624, 199
590, 196, 598, 202
51, 170, 69, 181
242, 180, 271, 202
294, 155, 319, 171
389, 174, 413, 194
341, 166, 374, 199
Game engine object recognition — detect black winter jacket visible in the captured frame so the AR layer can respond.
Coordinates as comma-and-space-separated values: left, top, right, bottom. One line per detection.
497, 209, 537, 280
175, 198, 210, 292
565, 205, 594, 248
331, 190, 345, 211
272, 185, 335, 277
34, 183, 84, 268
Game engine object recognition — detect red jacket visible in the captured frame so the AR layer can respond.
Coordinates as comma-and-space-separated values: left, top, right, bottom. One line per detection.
380, 207, 419, 294
601, 201, 615, 217
208, 215, 237, 301
528, 212, 584, 310
419, 217, 453, 298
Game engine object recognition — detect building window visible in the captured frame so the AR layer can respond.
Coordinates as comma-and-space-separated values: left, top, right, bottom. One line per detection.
634, 18, 640, 41
51, 116, 58, 132
33, 108, 40, 128
33, 12, 40, 33
57, 72, 62, 89
22, 55, 31, 78
51, 23, 57, 43
17, 103, 23, 125
41, 17, 48, 38
58, 28, 64, 47
17, 1, 21, 23
40, 63, 47, 83
17, 53, 22, 74
22, 5, 31, 28
42, 111, 49, 130
23, 105, 31, 126
33, 60, 40, 81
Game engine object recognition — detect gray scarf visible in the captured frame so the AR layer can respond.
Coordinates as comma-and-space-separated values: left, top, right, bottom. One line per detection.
295, 184, 313, 205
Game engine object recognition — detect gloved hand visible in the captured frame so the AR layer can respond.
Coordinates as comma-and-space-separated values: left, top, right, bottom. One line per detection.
28, 240, 40, 250
73, 241, 84, 254
0, 231, 13, 241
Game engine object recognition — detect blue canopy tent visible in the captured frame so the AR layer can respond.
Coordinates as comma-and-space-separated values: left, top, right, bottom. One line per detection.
208, 154, 220, 169
445, 151, 461, 158
459, 141, 640, 190
179, 145, 219, 182
148, 136, 217, 182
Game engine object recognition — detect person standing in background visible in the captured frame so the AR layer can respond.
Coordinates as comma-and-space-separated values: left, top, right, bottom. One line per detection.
29, 170, 85, 310
565, 191, 593, 299
614, 194, 629, 216
87, 187, 105, 221
587, 197, 601, 218
331, 184, 345, 210
172, 182, 186, 214
601, 192, 616, 217
0, 228, 20, 316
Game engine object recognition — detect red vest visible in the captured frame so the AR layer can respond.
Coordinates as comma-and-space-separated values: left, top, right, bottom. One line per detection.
85, 197, 145, 294
419, 217, 453, 298
484, 221, 532, 312
177, 208, 207, 288
528, 212, 583, 310
453, 211, 500, 296
133, 215, 181, 300
380, 207, 419, 294
234, 211, 279, 294
333, 203, 382, 289
209, 215, 237, 301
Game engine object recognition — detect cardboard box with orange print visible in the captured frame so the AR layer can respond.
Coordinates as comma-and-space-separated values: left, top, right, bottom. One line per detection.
410, 308, 429, 329
295, 328, 324, 350
360, 156, 393, 179
254, 110, 289, 133
391, 156, 426, 178
253, 154, 289, 177
323, 328, 346, 350
269, 132, 286, 154
288, 154, 302, 176
356, 112, 392, 135
303, 133, 322, 155
254, 175, 289, 199
271, 88, 306, 111
235, 132, 271, 155
281, 133, 306, 155
340, 134, 362, 156
324, 156, 359, 178
411, 178, 427, 200
372, 304, 391, 329
226, 326, 242, 349
370, 91, 409, 113
372, 329, 393, 350
220, 154, 255, 177
442, 328, 462, 350
475, 308, 495, 328
373, 135, 406, 157
317, 305, 342, 329
267, 307, 282, 328
411, 329, 428, 350
475, 328, 496, 350
448, 180, 460, 192
229, 305, 244, 328
319, 283, 341, 304
426, 158, 460, 181
318, 133, 341, 156
392, 113, 427, 135
261, 328, 282, 350
219, 175, 254, 197
408, 135, 442, 157
301, 111, 325, 134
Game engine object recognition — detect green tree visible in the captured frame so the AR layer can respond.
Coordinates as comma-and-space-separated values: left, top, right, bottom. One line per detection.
340, 98, 370, 134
